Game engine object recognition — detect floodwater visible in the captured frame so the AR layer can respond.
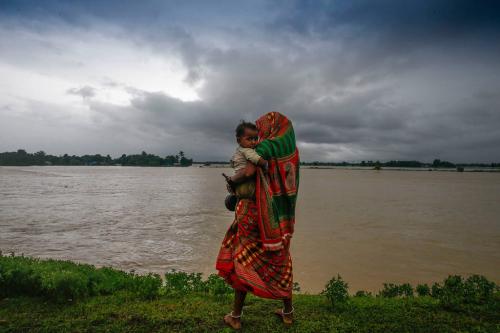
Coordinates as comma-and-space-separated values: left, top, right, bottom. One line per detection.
1, 166, 499, 293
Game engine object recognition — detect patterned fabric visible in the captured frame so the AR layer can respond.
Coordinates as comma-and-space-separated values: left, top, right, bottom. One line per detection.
216, 199, 293, 299
255, 112, 300, 251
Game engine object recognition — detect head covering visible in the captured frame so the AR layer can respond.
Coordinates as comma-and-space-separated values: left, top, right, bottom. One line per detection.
255, 112, 300, 251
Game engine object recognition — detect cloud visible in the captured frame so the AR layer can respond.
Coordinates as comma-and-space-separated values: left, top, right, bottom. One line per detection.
67, 86, 96, 99
1, 1, 500, 162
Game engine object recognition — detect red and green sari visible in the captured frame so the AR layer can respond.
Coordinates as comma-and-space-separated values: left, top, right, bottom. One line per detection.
255, 111, 300, 251
216, 112, 299, 299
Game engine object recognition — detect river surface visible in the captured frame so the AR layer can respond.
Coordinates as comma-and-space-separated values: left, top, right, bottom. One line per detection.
1, 166, 499, 293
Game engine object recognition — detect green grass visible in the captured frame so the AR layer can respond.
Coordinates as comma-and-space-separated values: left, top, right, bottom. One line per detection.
1, 292, 498, 332
0, 254, 499, 332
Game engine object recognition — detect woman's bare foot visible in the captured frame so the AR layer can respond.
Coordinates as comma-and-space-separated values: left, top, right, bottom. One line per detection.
274, 308, 293, 326
223, 313, 242, 330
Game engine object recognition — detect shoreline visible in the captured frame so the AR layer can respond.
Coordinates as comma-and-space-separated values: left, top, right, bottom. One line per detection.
2, 164, 500, 173
2, 253, 499, 296
198, 164, 500, 173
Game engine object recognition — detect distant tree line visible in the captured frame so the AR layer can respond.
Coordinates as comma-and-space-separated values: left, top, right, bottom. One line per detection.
299, 159, 500, 168
2, 150, 499, 168
0, 149, 193, 167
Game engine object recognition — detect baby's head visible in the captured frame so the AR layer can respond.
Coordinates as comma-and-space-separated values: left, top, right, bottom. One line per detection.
235, 121, 258, 149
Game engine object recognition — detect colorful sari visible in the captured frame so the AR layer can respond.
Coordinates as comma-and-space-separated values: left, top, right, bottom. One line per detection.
216, 112, 299, 299
255, 112, 300, 251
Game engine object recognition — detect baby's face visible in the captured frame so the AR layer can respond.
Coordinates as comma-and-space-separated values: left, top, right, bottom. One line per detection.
238, 128, 258, 149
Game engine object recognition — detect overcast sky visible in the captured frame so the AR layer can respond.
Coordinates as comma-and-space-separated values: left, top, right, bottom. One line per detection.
1, 1, 499, 162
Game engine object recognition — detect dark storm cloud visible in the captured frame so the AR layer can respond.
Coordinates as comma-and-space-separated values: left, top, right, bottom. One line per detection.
1, 1, 500, 162
268, 0, 500, 88
0, 0, 270, 31
272, 0, 500, 39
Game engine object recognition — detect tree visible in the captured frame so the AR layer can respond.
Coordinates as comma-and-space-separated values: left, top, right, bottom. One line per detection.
164, 155, 176, 166
34, 151, 46, 165
180, 156, 193, 166
62, 154, 70, 165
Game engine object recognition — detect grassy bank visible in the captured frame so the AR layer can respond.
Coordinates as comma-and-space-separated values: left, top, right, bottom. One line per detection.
0, 254, 499, 332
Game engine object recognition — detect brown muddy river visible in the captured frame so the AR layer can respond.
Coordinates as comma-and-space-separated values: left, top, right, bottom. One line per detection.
1, 166, 499, 293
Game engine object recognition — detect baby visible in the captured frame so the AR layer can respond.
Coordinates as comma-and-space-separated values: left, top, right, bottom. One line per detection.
223, 121, 267, 192
231, 121, 268, 174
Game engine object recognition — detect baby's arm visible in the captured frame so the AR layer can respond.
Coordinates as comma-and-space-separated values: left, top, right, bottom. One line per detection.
239, 148, 268, 169
228, 161, 257, 184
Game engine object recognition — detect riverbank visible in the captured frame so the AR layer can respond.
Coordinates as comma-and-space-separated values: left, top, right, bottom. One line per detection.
0, 255, 498, 332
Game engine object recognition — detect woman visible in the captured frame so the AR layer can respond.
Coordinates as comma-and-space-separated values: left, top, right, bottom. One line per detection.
216, 112, 300, 330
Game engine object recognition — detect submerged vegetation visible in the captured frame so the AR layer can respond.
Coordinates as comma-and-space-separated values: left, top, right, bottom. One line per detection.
0, 253, 499, 332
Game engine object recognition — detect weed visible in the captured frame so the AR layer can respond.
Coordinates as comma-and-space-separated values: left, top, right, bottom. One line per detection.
354, 290, 372, 297
205, 273, 232, 297
164, 270, 206, 295
416, 283, 431, 296
378, 283, 413, 298
432, 275, 498, 310
321, 274, 349, 311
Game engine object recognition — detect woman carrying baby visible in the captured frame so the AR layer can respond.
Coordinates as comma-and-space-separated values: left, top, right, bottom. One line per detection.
216, 112, 300, 329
